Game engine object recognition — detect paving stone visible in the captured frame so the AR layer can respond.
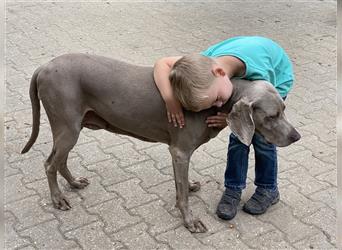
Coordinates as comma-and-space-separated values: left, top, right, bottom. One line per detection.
247, 230, 294, 249
190, 148, 223, 171
86, 159, 134, 186
156, 226, 215, 250
316, 169, 337, 187
280, 167, 330, 195
200, 228, 250, 249
309, 187, 336, 211
20, 220, 80, 249
10, 155, 46, 183
42, 196, 99, 233
73, 141, 112, 166
141, 144, 172, 169
104, 143, 150, 168
107, 178, 158, 209
199, 163, 225, 185
65, 221, 119, 250
4, 163, 21, 177
77, 176, 118, 208
125, 160, 172, 188
130, 199, 180, 236
284, 149, 335, 176
5, 139, 42, 163
147, 180, 176, 211
5, 212, 32, 249
5, 195, 55, 231
293, 232, 337, 250
4, 174, 36, 204
25, 178, 79, 207
191, 180, 223, 215
279, 184, 326, 218
258, 205, 321, 243
112, 223, 170, 250
302, 206, 336, 245
84, 129, 130, 148
88, 198, 141, 233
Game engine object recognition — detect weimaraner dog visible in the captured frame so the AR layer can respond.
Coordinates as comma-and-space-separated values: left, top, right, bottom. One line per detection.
22, 53, 300, 233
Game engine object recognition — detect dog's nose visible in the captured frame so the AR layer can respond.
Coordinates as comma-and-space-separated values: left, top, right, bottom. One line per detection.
289, 129, 301, 142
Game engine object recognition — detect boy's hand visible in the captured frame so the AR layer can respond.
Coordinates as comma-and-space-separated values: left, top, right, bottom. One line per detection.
206, 112, 228, 128
166, 98, 185, 128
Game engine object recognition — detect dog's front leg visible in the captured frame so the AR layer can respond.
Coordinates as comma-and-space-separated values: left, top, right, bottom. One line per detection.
169, 146, 208, 233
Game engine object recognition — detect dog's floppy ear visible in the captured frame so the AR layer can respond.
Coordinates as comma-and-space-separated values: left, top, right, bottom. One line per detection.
227, 98, 255, 146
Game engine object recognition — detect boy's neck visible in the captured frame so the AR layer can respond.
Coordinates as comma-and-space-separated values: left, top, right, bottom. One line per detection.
215, 56, 246, 78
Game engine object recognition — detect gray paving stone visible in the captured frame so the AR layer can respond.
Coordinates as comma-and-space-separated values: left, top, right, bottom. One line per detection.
6, 139, 42, 164
147, 180, 176, 211
279, 167, 331, 195
258, 205, 321, 243
20, 220, 80, 249
156, 226, 215, 250
302, 206, 336, 245
9, 155, 46, 183
200, 228, 250, 249
65, 221, 119, 250
104, 143, 150, 168
125, 160, 172, 188
293, 232, 337, 250
316, 168, 337, 186
130, 199, 180, 236
88, 198, 141, 233
284, 149, 336, 176
73, 141, 112, 166
77, 176, 118, 208
42, 196, 99, 233
309, 187, 336, 211
279, 184, 326, 218
141, 144, 172, 169
107, 178, 158, 209
4, 174, 36, 204
190, 148, 223, 171
86, 158, 134, 186
5, 195, 55, 231
248, 230, 295, 249
84, 129, 130, 148
111, 223, 170, 250
5, 212, 32, 249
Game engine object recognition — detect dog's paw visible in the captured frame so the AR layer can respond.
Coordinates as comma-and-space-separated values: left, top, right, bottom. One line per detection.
52, 193, 71, 211
186, 218, 208, 233
70, 177, 90, 189
189, 180, 201, 192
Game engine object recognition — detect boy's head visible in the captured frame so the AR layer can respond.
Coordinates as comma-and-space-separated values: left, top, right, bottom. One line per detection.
169, 54, 232, 111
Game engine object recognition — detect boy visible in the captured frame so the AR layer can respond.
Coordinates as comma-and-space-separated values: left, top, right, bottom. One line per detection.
153, 36, 294, 220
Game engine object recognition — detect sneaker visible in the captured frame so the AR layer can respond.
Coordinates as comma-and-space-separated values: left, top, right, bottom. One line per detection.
243, 187, 280, 215
216, 188, 241, 220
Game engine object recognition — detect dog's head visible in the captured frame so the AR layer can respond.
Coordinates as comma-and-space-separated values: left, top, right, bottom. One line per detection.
227, 81, 301, 147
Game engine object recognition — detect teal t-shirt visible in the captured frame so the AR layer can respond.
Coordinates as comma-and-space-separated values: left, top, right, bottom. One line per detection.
200, 36, 294, 97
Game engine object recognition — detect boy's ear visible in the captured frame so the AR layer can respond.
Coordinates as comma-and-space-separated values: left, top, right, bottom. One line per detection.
211, 65, 226, 77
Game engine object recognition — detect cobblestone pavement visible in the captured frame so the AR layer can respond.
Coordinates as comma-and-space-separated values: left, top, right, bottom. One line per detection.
5, 1, 337, 249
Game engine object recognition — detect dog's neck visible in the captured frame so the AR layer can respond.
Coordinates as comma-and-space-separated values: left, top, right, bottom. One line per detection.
219, 79, 250, 114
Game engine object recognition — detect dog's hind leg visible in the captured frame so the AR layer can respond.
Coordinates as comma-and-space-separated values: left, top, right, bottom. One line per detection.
45, 118, 86, 210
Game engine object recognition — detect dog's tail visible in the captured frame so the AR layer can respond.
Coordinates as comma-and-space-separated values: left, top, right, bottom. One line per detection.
21, 67, 42, 154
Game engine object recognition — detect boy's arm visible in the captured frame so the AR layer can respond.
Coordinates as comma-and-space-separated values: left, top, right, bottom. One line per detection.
154, 56, 185, 128
153, 56, 182, 101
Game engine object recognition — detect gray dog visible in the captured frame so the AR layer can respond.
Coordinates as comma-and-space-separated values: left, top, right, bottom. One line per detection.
22, 53, 300, 233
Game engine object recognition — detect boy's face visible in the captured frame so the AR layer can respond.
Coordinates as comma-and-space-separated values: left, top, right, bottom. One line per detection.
197, 68, 233, 111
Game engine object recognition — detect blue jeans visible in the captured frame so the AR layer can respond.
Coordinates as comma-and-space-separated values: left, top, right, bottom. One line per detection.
224, 132, 278, 192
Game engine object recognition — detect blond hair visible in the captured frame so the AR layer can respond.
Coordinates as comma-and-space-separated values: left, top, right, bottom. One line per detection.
169, 54, 216, 111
